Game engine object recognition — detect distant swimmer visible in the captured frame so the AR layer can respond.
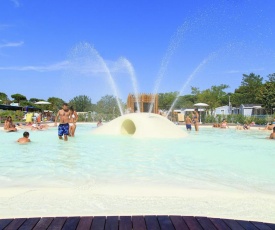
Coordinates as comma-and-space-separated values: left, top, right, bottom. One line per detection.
55, 103, 71, 141
97, 119, 103, 127
17, 131, 31, 144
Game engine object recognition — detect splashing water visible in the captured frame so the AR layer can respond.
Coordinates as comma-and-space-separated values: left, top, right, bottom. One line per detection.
71, 42, 124, 115
118, 57, 140, 112
166, 53, 216, 117
149, 23, 188, 113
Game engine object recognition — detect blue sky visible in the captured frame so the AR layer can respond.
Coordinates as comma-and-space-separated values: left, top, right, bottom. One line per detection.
0, 0, 275, 103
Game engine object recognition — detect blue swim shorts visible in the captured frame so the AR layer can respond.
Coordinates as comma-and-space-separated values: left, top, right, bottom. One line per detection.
186, 124, 192, 130
58, 123, 69, 136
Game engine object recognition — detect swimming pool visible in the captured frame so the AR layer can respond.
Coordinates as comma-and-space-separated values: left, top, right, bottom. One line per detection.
0, 124, 274, 221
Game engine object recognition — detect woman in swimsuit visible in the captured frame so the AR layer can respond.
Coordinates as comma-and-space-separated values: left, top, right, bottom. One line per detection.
4, 116, 17, 132
69, 106, 78, 137
192, 109, 199, 131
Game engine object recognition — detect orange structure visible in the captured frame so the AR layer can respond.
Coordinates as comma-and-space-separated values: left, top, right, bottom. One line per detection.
127, 94, 158, 113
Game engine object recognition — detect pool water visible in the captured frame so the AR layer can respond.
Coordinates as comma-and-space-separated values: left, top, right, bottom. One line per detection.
0, 124, 274, 221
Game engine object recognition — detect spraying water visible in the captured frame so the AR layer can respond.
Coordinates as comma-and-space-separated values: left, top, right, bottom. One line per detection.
149, 23, 188, 113
118, 57, 140, 112
72, 42, 124, 115
166, 53, 216, 117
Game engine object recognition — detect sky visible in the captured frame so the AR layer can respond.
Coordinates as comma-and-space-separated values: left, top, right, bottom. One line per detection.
0, 0, 275, 103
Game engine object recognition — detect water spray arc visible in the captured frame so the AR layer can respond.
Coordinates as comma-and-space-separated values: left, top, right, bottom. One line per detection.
78, 43, 124, 115
149, 23, 188, 113
166, 53, 216, 117
119, 57, 141, 113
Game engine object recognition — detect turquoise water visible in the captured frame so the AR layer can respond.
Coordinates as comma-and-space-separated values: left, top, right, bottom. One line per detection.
0, 125, 274, 195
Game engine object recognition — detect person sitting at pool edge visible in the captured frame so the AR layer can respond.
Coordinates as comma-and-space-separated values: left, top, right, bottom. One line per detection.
17, 131, 31, 144
270, 127, 275, 139
221, 119, 229, 128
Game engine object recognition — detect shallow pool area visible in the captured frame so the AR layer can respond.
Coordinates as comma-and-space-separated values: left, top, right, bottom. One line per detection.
0, 124, 274, 222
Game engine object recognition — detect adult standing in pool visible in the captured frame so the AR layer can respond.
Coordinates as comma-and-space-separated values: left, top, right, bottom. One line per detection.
54, 103, 71, 141
192, 109, 199, 131
69, 106, 78, 137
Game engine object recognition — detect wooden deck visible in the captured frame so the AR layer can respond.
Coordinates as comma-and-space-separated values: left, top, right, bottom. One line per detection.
0, 216, 274, 230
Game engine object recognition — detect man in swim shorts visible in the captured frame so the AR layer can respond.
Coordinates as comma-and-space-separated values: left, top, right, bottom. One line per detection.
185, 115, 192, 131
54, 103, 71, 141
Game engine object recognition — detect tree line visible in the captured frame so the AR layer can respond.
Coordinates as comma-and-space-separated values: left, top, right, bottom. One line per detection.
159, 72, 275, 114
1, 72, 275, 118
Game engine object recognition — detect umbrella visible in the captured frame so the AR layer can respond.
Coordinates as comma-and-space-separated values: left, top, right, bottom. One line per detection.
34, 101, 51, 120
34, 101, 51, 105
194, 103, 209, 123
194, 103, 209, 107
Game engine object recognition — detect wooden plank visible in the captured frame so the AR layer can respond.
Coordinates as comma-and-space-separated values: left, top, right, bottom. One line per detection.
0, 219, 13, 230
76, 216, 93, 230
47, 217, 67, 230
250, 221, 272, 230
132, 216, 146, 230
169, 216, 189, 230
91, 216, 106, 230
182, 216, 203, 230
33, 217, 54, 230
119, 216, 132, 230
18, 218, 40, 230
265, 223, 275, 230
144, 215, 160, 230
62, 217, 80, 230
237, 220, 264, 230
195, 217, 216, 230
209, 218, 231, 230
105, 216, 119, 230
157, 216, 175, 230
4, 218, 27, 230
222, 219, 244, 230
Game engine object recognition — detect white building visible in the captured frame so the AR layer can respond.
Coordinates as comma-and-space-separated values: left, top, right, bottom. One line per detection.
214, 105, 231, 116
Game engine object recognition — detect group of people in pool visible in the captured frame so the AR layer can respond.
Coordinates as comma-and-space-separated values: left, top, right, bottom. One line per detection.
54, 103, 78, 141
184, 109, 200, 131
3, 102, 78, 143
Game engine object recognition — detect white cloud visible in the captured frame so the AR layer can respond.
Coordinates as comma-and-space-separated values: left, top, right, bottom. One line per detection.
0, 61, 70, 72
0, 41, 24, 48
10, 0, 20, 7
0, 57, 132, 75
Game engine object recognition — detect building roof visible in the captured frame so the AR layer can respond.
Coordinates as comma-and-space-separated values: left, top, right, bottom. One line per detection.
241, 104, 262, 108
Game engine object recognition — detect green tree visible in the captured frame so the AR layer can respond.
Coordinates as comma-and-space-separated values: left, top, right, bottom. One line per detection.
29, 98, 44, 103
47, 97, 64, 112
69, 95, 94, 112
256, 81, 275, 114
158, 92, 178, 110
11, 93, 27, 104
176, 94, 196, 108
0, 92, 9, 104
267, 73, 275, 82
232, 73, 263, 105
96, 95, 122, 120
197, 84, 229, 113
